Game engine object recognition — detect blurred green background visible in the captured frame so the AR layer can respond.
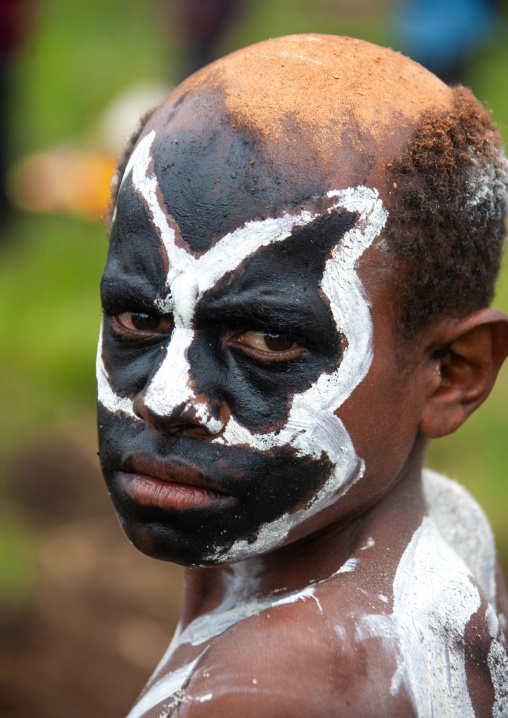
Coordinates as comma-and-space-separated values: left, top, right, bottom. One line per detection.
0, 0, 507, 715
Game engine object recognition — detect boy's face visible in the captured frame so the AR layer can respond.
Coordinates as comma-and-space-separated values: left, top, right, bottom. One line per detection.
97, 112, 424, 567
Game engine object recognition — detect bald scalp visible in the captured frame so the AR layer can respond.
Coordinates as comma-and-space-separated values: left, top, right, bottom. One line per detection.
114, 35, 455, 222
158, 34, 453, 172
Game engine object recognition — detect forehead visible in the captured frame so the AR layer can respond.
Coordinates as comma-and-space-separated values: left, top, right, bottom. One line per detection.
111, 155, 358, 270
123, 39, 451, 256
120, 97, 368, 256
110, 196, 359, 308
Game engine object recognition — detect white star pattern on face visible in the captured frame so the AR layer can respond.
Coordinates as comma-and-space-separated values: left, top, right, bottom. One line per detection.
97, 130, 388, 560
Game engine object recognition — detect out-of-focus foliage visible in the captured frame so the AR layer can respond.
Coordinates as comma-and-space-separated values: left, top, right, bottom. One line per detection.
11, 0, 172, 153
0, 215, 106, 453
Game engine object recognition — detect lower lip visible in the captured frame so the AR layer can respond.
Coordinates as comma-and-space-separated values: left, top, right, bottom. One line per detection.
119, 472, 229, 511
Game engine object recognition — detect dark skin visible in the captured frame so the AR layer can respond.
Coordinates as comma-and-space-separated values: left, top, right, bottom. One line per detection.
98, 39, 508, 717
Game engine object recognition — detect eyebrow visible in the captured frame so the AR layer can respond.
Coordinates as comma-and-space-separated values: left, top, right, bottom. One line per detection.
101, 205, 359, 323
100, 277, 162, 313
195, 293, 338, 347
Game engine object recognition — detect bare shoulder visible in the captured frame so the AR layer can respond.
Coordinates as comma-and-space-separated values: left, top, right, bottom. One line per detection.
172, 590, 414, 718
134, 514, 508, 718
423, 469, 497, 602
387, 514, 508, 717
423, 469, 508, 638
168, 515, 508, 718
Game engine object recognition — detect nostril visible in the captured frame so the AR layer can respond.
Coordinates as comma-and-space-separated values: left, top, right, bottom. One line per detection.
132, 392, 151, 423
170, 399, 225, 435
133, 390, 225, 436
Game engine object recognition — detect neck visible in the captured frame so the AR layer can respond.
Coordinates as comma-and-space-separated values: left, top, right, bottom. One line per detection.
179, 440, 428, 630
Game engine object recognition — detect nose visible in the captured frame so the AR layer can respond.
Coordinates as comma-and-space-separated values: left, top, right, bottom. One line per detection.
133, 327, 225, 435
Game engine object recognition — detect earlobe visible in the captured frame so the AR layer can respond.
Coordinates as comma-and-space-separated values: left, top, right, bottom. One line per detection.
419, 309, 508, 439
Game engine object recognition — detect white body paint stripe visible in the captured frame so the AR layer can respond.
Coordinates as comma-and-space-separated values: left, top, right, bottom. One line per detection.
487, 638, 508, 717
422, 468, 496, 605
126, 654, 202, 718
392, 517, 479, 717
272, 584, 323, 610
354, 509, 507, 716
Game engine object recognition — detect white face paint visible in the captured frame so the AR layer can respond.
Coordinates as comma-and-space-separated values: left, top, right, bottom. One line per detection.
97, 130, 388, 562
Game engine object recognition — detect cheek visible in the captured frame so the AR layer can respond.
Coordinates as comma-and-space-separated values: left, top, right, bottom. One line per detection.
338, 359, 419, 484
186, 332, 340, 433
97, 405, 137, 481
101, 320, 166, 397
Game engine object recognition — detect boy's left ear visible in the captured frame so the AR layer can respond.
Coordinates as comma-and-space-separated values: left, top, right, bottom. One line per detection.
419, 308, 508, 438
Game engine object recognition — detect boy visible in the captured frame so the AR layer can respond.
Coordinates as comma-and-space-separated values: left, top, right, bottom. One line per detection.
97, 35, 508, 716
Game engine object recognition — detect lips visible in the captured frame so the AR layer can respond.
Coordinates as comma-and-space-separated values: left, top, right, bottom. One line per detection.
117, 454, 233, 511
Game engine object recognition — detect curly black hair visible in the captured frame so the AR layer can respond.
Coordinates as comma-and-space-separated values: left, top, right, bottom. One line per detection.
385, 86, 508, 336
109, 86, 507, 337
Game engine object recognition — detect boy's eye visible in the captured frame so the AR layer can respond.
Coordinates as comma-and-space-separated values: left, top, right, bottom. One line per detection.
229, 330, 304, 360
114, 312, 172, 334
247, 331, 297, 352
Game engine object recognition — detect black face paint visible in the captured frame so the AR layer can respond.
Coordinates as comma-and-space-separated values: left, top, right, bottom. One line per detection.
98, 405, 332, 566
98, 114, 361, 565
146, 86, 369, 253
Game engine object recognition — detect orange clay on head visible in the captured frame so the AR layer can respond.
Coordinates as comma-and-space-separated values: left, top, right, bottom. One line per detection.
163, 35, 454, 172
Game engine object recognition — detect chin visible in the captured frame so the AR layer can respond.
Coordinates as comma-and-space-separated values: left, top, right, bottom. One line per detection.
112, 502, 263, 568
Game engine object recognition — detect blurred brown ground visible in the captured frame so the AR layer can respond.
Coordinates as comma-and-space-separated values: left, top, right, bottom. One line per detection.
0, 427, 183, 718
